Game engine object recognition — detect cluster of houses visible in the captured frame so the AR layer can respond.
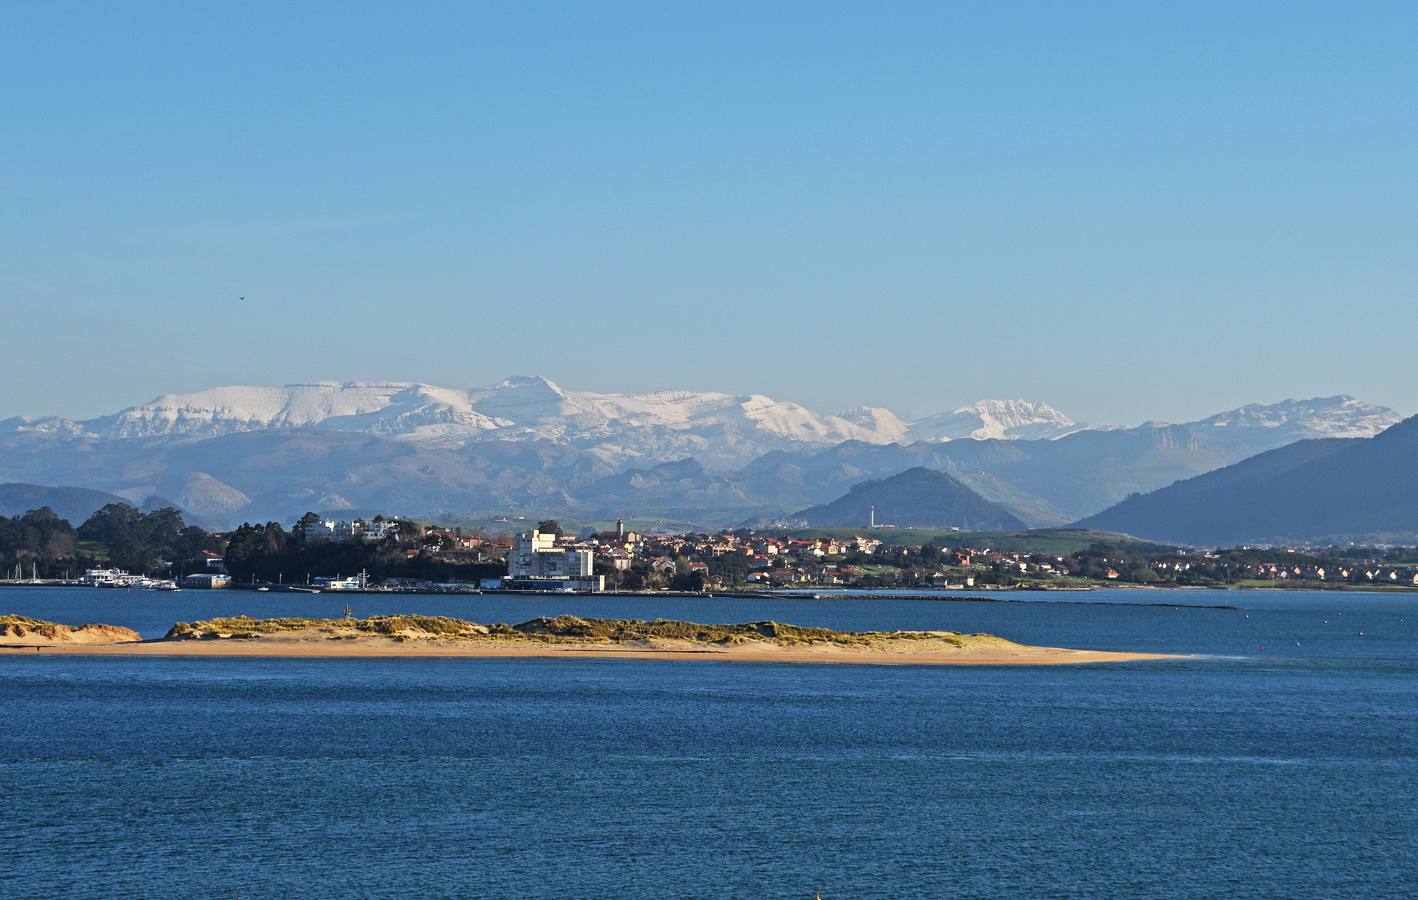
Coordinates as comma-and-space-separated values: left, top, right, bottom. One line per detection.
1045, 547, 1418, 586
268, 517, 1418, 593
306, 518, 404, 542
487, 523, 1113, 591
417, 527, 512, 561
575, 526, 891, 587
1241, 562, 1418, 585
62, 507, 1418, 594
494, 524, 988, 590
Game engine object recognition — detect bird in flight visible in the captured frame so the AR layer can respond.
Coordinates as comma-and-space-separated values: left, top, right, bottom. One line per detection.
239, 296, 246, 301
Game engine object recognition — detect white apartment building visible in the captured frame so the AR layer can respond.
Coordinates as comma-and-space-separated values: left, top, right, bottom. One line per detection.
507, 530, 594, 578
504, 530, 602, 591
308, 518, 402, 542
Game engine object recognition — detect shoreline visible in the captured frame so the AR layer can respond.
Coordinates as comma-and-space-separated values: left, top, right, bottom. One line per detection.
2, 581, 1414, 598
0, 639, 1179, 666
0, 614, 1183, 666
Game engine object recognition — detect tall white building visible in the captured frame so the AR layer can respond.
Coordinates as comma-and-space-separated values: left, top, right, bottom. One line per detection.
504, 530, 601, 590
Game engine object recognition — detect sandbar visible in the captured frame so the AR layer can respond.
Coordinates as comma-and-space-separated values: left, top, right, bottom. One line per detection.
0, 614, 1178, 666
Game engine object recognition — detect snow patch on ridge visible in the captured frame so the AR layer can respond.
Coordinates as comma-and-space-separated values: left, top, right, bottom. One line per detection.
1192, 395, 1402, 440
907, 399, 1082, 442
7, 379, 1404, 471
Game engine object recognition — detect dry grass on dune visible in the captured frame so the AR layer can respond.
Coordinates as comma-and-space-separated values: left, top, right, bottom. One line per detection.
0, 614, 141, 644
163, 614, 1001, 649
3, 614, 1167, 665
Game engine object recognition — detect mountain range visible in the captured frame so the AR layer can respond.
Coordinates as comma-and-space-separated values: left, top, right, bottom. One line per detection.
0, 378, 1403, 529
1078, 414, 1418, 545
3, 376, 1101, 468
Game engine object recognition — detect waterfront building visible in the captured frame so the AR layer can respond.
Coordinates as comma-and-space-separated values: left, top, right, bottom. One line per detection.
314, 573, 367, 591
180, 573, 231, 589
504, 530, 604, 592
82, 568, 132, 587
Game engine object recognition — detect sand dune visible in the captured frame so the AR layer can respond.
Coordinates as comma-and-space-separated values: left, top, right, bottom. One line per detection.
0, 614, 1176, 666
0, 615, 141, 645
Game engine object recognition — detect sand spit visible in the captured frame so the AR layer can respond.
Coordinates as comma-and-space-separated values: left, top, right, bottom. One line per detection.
0, 614, 142, 646
0, 614, 1177, 666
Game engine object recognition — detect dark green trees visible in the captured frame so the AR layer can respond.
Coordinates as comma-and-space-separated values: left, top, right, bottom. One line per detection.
76, 504, 216, 574
0, 507, 78, 576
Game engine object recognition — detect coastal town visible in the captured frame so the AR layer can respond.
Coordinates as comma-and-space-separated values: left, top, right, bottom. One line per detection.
5, 504, 1418, 595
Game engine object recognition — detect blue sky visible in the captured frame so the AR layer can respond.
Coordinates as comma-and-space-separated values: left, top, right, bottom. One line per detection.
3, 1, 1415, 424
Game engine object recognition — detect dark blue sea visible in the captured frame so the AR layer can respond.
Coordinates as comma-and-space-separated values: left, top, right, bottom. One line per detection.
3, 586, 1417, 897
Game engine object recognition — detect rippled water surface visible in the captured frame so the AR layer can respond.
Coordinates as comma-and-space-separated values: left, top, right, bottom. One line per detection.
2, 586, 1416, 897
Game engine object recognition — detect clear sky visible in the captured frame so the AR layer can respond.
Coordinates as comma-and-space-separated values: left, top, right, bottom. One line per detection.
3, 1, 1415, 425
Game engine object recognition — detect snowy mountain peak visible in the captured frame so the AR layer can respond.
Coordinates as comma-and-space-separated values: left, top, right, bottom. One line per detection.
836, 407, 910, 443
907, 398, 1080, 442
1190, 395, 1402, 440
91, 382, 423, 440
466, 375, 585, 422
487, 374, 567, 394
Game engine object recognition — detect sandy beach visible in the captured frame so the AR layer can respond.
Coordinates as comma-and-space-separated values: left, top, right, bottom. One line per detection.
0, 640, 1171, 664
0, 614, 1179, 666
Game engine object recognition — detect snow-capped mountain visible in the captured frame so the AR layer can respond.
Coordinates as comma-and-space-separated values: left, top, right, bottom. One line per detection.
906, 399, 1084, 442
466, 376, 876, 439
7, 376, 892, 468
1, 379, 1403, 473
459, 376, 884, 464
0, 380, 1404, 527
1187, 395, 1402, 443
85, 382, 508, 442
836, 407, 911, 443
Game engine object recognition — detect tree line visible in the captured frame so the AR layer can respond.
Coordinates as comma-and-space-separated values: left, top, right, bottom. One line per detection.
0, 504, 221, 577
222, 516, 503, 584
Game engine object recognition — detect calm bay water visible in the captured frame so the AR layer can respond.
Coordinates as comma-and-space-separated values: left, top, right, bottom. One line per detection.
3, 586, 1417, 897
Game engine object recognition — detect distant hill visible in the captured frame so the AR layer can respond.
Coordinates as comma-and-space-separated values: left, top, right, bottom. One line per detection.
791, 467, 1026, 531
0, 483, 129, 524
730, 404, 1398, 526
571, 458, 760, 520
1076, 415, 1418, 545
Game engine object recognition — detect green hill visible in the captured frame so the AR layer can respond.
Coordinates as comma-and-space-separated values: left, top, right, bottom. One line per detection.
0, 483, 131, 525
791, 467, 1026, 531
1077, 415, 1418, 545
